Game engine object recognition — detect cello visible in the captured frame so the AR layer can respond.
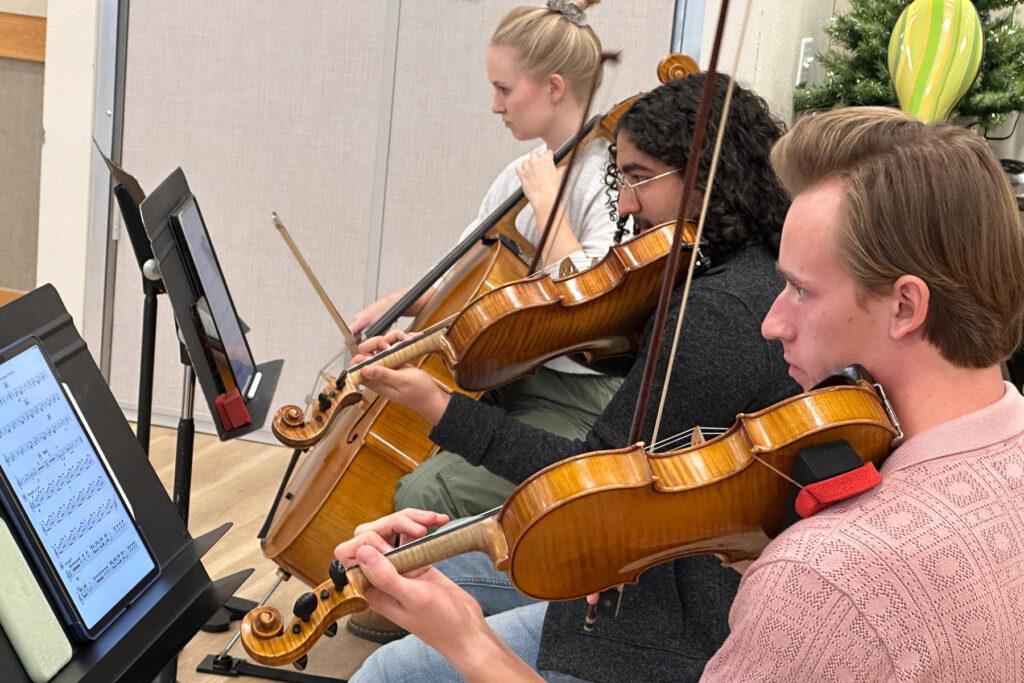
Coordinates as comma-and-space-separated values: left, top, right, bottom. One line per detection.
261, 53, 701, 587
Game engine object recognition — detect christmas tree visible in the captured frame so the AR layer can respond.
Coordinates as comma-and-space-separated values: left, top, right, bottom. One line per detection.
795, 0, 1024, 130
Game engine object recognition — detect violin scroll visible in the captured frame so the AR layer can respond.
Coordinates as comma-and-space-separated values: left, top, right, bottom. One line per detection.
270, 375, 363, 448
240, 570, 369, 666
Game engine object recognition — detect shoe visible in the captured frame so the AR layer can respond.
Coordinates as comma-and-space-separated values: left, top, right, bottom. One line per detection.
346, 609, 409, 644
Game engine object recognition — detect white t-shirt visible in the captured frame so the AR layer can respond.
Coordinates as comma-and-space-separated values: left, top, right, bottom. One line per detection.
451, 137, 623, 375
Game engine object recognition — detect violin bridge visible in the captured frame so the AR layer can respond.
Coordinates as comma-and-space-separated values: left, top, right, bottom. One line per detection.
557, 256, 579, 278
691, 425, 706, 446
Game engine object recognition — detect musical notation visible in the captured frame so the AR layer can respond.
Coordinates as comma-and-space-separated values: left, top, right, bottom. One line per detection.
2, 415, 74, 467
14, 435, 83, 488
41, 476, 105, 533
62, 519, 128, 576
53, 499, 116, 557
0, 371, 46, 408
75, 540, 141, 601
25, 453, 92, 511
0, 393, 63, 441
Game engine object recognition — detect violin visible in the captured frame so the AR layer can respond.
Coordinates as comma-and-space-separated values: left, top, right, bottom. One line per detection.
240, 370, 902, 666
273, 219, 698, 448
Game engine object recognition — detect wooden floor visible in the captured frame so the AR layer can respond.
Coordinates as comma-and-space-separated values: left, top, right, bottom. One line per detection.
147, 426, 380, 682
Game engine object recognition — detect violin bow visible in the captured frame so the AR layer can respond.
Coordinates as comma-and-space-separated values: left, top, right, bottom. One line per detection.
627, 0, 751, 448
528, 52, 620, 275
271, 212, 361, 356
647, 6, 754, 449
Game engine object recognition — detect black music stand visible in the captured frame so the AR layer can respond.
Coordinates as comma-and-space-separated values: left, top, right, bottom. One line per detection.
97, 150, 164, 456
0, 286, 252, 682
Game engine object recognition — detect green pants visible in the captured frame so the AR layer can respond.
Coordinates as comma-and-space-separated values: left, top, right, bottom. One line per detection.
393, 368, 622, 518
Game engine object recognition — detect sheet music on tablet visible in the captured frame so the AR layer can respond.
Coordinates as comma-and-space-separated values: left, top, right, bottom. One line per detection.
0, 344, 156, 632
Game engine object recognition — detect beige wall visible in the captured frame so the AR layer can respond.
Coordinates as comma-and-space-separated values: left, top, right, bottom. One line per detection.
106, 0, 681, 438
700, 0, 843, 122
0, 0, 45, 16
0, 57, 43, 290
34, 1, 98, 338
33, 0, 1023, 439
0, 0, 47, 291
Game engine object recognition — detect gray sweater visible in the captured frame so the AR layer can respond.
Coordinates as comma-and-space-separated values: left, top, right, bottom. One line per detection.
430, 245, 797, 681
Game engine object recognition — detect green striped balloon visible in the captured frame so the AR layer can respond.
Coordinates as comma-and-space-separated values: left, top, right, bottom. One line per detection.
887, 0, 983, 123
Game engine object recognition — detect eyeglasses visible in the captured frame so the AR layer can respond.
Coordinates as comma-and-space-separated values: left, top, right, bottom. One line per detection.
613, 168, 682, 210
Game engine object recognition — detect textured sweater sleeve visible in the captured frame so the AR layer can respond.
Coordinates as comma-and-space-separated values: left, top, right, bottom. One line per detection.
430, 272, 779, 484
702, 559, 895, 682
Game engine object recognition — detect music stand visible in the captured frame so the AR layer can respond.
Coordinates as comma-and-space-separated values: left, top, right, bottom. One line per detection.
97, 148, 164, 456
0, 286, 252, 682
139, 167, 283, 519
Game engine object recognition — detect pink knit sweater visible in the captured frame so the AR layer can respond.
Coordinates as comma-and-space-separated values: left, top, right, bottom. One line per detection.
704, 383, 1024, 681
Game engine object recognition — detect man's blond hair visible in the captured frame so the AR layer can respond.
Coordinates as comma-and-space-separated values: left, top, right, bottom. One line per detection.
771, 107, 1024, 368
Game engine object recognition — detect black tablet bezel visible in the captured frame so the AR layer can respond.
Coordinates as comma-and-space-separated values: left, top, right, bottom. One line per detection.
168, 195, 258, 398
0, 336, 159, 642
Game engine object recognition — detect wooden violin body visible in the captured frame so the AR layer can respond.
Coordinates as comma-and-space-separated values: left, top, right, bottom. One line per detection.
498, 379, 898, 597
446, 220, 697, 390
241, 377, 900, 666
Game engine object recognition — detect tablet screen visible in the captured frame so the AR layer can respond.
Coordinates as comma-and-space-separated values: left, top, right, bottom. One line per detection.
0, 343, 157, 634
173, 197, 257, 396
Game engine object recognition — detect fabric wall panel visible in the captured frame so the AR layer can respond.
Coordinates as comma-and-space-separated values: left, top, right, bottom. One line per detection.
0, 57, 43, 290
109, 1, 389, 432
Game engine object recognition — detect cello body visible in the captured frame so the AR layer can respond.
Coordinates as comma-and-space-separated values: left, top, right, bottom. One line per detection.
261, 111, 625, 587
260, 215, 533, 586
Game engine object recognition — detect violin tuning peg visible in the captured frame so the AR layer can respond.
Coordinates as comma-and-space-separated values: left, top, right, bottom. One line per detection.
329, 559, 348, 592
293, 592, 318, 622
293, 655, 309, 671
318, 392, 332, 412
324, 621, 338, 638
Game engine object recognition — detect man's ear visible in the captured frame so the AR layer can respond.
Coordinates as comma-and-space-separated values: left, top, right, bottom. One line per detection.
890, 274, 930, 340
548, 73, 567, 103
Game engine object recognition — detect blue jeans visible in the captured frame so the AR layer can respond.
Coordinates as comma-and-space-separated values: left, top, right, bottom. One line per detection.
350, 553, 588, 682
437, 551, 537, 615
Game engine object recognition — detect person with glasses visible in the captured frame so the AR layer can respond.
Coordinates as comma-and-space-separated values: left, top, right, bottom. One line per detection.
344, 73, 799, 682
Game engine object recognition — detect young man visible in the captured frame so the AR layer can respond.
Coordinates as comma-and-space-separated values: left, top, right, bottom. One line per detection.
343, 74, 798, 681
703, 107, 1024, 679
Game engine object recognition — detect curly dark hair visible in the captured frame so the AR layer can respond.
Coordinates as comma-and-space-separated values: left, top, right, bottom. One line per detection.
607, 72, 790, 259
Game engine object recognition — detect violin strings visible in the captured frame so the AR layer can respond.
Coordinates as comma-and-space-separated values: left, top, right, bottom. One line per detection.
652, 426, 727, 450
645, 426, 728, 453
648, 0, 754, 450
752, 455, 803, 489
347, 312, 459, 375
